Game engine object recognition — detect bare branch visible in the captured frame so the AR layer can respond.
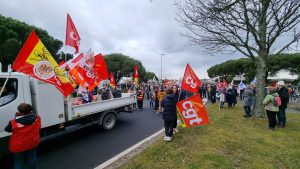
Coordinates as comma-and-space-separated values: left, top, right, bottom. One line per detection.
176, 0, 300, 60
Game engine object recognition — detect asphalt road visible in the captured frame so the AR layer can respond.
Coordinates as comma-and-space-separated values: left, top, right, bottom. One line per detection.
2, 100, 164, 169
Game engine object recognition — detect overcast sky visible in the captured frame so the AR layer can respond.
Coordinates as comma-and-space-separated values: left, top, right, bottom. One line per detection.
1, 0, 297, 79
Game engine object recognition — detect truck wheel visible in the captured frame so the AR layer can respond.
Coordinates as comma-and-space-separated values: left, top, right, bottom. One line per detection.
102, 113, 116, 130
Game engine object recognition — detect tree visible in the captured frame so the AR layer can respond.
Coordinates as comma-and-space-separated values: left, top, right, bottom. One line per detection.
177, 0, 300, 117
144, 71, 157, 81
207, 58, 255, 82
208, 53, 300, 83
104, 53, 148, 82
0, 15, 63, 72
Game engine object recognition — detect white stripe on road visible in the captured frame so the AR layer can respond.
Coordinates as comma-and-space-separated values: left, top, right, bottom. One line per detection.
95, 128, 164, 169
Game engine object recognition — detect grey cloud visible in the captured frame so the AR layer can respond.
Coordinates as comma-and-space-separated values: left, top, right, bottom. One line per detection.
0, 0, 245, 79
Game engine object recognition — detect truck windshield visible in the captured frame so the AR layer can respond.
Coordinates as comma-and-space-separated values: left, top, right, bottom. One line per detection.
0, 78, 18, 107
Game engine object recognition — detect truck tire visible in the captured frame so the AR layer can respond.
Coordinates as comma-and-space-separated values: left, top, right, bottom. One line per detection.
102, 113, 116, 130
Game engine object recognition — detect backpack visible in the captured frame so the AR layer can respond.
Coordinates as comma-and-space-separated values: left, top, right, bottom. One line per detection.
273, 95, 281, 107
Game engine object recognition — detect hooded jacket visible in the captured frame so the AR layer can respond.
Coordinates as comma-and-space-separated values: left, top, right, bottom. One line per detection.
5, 112, 41, 153
242, 88, 254, 106
277, 86, 289, 109
161, 94, 178, 120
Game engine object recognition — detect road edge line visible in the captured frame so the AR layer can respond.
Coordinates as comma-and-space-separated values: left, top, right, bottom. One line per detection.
95, 128, 164, 169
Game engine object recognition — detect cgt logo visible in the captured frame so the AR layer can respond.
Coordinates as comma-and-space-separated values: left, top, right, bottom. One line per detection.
185, 75, 197, 88
181, 100, 202, 125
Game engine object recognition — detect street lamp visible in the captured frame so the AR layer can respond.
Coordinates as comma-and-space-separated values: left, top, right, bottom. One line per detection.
161, 54, 164, 83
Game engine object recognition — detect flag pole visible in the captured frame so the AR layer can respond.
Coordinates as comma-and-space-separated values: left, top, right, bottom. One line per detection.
65, 13, 68, 63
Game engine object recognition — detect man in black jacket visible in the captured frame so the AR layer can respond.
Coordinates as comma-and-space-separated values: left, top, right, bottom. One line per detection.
161, 88, 178, 141
276, 81, 289, 128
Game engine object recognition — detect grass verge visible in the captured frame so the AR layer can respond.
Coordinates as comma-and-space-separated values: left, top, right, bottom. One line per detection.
120, 104, 300, 169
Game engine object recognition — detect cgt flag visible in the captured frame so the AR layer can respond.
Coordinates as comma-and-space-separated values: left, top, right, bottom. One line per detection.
134, 65, 139, 85
66, 13, 81, 54
176, 94, 209, 128
12, 31, 75, 96
181, 64, 201, 93
87, 53, 109, 91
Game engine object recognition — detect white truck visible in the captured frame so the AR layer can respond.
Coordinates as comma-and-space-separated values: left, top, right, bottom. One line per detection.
0, 72, 136, 156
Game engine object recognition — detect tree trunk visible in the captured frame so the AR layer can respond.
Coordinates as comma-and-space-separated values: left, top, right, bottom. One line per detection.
253, 57, 267, 117
253, 1, 269, 118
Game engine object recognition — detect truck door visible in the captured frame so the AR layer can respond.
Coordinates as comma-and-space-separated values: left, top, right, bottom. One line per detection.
0, 75, 31, 133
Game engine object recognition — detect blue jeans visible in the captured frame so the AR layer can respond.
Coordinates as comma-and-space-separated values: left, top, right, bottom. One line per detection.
13, 148, 37, 169
278, 108, 286, 126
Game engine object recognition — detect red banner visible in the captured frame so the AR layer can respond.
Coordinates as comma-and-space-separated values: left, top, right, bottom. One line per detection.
181, 64, 201, 93
217, 78, 221, 91
134, 65, 139, 84
176, 95, 209, 128
110, 72, 116, 89
12, 31, 74, 96
66, 13, 80, 54
69, 67, 85, 87
222, 79, 227, 88
93, 54, 108, 83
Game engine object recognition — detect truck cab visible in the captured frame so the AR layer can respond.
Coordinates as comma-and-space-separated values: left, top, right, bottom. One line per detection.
0, 72, 136, 157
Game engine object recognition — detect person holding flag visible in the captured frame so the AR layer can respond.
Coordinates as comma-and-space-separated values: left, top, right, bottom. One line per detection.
161, 88, 178, 141
175, 63, 209, 129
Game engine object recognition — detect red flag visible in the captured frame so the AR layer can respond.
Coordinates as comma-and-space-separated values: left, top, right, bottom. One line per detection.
58, 60, 65, 67
93, 54, 108, 83
110, 72, 116, 89
76, 65, 96, 86
217, 78, 221, 90
271, 80, 276, 87
66, 14, 80, 54
134, 65, 139, 84
222, 79, 227, 88
176, 95, 209, 128
12, 31, 74, 96
181, 64, 201, 93
69, 67, 85, 87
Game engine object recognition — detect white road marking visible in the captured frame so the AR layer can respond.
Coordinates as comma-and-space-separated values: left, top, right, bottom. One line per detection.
95, 128, 164, 169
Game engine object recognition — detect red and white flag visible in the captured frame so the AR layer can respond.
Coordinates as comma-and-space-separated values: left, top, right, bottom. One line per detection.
176, 95, 209, 128
181, 64, 201, 93
66, 13, 80, 54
